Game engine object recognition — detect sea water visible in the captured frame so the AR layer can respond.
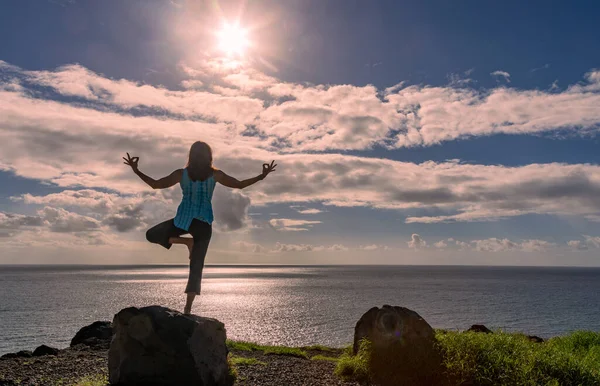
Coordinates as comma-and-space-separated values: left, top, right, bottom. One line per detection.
1, 265, 599, 355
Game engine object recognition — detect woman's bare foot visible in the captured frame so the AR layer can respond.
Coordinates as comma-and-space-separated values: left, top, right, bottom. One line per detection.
183, 305, 192, 315
168, 236, 194, 259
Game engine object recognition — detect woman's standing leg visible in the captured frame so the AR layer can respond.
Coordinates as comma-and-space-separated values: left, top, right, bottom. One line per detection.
183, 220, 212, 314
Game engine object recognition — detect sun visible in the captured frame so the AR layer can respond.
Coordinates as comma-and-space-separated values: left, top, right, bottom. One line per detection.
217, 23, 249, 56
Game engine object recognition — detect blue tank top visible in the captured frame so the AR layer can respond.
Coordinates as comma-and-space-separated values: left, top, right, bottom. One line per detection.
173, 168, 216, 231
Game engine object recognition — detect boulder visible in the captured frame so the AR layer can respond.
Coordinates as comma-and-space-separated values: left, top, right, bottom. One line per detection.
108, 305, 234, 386
527, 335, 545, 343
1, 350, 33, 359
353, 305, 442, 386
32, 345, 59, 356
71, 321, 113, 348
467, 324, 492, 333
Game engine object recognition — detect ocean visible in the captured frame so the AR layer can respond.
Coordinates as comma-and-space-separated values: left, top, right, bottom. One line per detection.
1, 265, 599, 355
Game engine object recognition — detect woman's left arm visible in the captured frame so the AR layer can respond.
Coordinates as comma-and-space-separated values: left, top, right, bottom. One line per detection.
214, 161, 277, 189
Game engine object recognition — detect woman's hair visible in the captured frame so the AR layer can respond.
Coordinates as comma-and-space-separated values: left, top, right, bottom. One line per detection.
186, 141, 214, 181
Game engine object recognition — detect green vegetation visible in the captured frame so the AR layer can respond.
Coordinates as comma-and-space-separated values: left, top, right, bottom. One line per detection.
227, 340, 308, 358
72, 374, 108, 386
333, 331, 600, 385
227, 340, 264, 352
263, 346, 308, 358
437, 330, 600, 385
227, 354, 238, 382
303, 344, 336, 352
310, 354, 339, 362
334, 339, 371, 383
229, 356, 266, 366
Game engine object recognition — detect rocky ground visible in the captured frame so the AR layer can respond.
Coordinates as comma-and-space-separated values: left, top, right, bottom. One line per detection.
0, 345, 359, 386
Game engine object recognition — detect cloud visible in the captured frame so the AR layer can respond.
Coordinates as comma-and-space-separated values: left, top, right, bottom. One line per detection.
408, 234, 427, 249
433, 240, 447, 249
3, 59, 600, 249
568, 240, 588, 251
0, 212, 45, 229
433, 237, 556, 252
360, 244, 380, 250
471, 238, 518, 252
568, 235, 600, 251
294, 208, 323, 214
233, 240, 265, 253
103, 204, 146, 232
271, 242, 347, 252
491, 70, 511, 82
268, 218, 322, 231
212, 188, 251, 231
39, 207, 101, 233
2, 60, 600, 158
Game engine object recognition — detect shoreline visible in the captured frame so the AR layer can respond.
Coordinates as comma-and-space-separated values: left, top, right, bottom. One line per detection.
2, 325, 599, 385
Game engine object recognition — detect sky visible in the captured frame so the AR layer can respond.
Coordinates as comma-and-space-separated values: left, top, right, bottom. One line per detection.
1, 0, 600, 265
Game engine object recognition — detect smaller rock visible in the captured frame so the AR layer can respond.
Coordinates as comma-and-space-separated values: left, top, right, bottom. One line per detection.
1, 350, 33, 359
32, 345, 59, 357
467, 324, 492, 333
527, 335, 544, 343
71, 321, 112, 347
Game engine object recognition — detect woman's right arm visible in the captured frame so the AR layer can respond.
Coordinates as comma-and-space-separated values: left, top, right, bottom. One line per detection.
123, 153, 183, 189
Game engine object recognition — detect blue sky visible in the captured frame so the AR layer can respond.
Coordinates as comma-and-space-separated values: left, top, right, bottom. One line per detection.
1, 0, 600, 265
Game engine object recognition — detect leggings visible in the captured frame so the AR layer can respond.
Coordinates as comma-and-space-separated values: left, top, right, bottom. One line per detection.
145, 218, 212, 295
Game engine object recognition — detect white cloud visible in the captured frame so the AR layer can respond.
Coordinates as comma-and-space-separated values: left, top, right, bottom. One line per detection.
569, 235, 600, 251
491, 70, 511, 82
433, 237, 556, 252
271, 242, 347, 253
269, 218, 322, 232
4, 60, 600, 261
568, 240, 588, 251
408, 234, 427, 249
294, 208, 323, 214
433, 240, 447, 249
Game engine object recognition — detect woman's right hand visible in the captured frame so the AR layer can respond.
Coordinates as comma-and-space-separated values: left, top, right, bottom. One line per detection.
123, 152, 139, 172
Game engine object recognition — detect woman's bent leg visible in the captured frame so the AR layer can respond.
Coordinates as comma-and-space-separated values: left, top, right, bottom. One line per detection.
146, 219, 184, 249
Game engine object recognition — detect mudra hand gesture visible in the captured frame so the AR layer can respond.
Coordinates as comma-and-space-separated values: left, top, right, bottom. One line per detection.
261, 160, 277, 179
123, 153, 139, 172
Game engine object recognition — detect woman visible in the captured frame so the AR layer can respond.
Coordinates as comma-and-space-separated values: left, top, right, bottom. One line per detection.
123, 141, 276, 314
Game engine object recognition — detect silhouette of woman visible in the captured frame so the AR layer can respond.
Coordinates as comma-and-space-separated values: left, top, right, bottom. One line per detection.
123, 141, 276, 314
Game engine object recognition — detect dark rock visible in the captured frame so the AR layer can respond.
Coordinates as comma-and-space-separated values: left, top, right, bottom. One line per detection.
70, 321, 112, 347
467, 324, 493, 333
527, 335, 545, 343
108, 305, 234, 386
32, 345, 59, 356
1, 350, 33, 359
353, 305, 443, 386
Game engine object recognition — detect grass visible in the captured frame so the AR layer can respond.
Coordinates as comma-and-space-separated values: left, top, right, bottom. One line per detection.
229, 356, 267, 366
72, 374, 108, 386
333, 331, 600, 385
437, 330, 600, 385
334, 339, 372, 383
303, 344, 337, 352
227, 340, 308, 359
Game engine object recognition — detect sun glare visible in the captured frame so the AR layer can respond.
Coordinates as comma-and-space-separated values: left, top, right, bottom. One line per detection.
217, 23, 249, 56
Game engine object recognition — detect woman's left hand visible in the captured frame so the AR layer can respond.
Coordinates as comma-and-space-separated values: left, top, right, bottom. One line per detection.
261, 160, 277, 179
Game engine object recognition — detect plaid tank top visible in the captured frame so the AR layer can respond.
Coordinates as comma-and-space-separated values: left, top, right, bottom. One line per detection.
173, 168, 216, 230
